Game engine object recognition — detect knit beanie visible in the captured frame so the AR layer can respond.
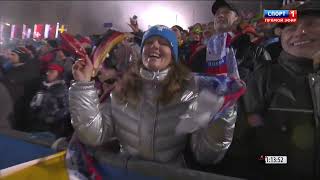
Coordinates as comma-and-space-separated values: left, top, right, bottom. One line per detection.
11, 47, 32, 63
47, 39, 58, 49
141, 25, 178, 62
48, 61, 64, 74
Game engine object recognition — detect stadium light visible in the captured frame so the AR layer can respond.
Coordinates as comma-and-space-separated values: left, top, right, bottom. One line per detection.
140, 4, 188, 30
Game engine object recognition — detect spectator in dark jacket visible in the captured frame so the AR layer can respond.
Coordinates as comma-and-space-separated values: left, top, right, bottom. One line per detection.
0, 82, 13, 129
29, 62, 72, 138
243, 2, 320, 179
171, 25, 189, 64
256, 21, 284, 62
2, 47, 41, 131
54, 49, 75, 86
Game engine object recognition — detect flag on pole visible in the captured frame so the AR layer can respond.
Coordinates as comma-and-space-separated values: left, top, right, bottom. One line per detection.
55, 23, 60, 38
33, 24, 44, 39
1, 23, 11, 41
48, 24, 56, 39
22, 24, 27, 39
10, 25, 15, 39
55, 23, 67, 38
44, 24, 50, 39
27, 28, 32, 39
0, 24, 4, 42
14, 24, 23, 39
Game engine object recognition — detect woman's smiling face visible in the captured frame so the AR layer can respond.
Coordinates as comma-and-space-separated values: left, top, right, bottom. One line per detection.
142, 36, 173, 71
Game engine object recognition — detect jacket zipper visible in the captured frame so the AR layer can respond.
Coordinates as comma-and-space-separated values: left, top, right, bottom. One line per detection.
308, 74, 320, 178
152, 82, 159, 160
153, 100, 159, 160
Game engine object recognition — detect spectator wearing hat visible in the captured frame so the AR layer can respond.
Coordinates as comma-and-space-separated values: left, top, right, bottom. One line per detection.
1, 47, 41, 131
29, 62, 72, 138
255, 20, 284, 61
38, 47, 61, 74
244, 1, 320, 179
67, 25, 245, 174
171, 25, 189, 65
38, 40, 57, 57
171, 25, 184, 46
184, 24, 205, 68
186, 0, 271, 178
54, 49, 75, 86
0, 82, 13, 129
190, 0, 271, 82
0, 55, 12, 78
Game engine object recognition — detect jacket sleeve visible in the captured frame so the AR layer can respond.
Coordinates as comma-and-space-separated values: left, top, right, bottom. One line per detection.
183, 75, 244, 165
189, 47, 206, 73
190, 104, 237, 165
242, 65, 269, 114
69, 81, 114, 146
253, 46, 272, 71
53, 87, 69, 120
29, 85, 67, 122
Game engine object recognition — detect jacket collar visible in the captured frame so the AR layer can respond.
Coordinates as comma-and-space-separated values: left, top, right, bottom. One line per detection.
12, 63, 25, 67
139, 67, 170, 81
43, 80, 65, 88
278, 51, 315, 76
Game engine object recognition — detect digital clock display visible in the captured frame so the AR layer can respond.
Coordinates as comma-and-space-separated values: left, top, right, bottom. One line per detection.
265, 156, 287, 164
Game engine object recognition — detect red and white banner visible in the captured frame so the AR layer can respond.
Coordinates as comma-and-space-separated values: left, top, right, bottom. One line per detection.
33, 24, 44, 39
39, 24, 57, 39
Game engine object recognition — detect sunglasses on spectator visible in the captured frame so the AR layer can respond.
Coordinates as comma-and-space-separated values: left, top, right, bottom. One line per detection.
104, 79, 116, 84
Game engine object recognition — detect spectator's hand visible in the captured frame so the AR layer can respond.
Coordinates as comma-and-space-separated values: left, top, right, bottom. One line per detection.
72, 55, 93, 82
312, 50, 320, 65
195, 45, 206, 52
128, 20, 140, 33
45, 117, 55, 124
248, 114, 264, 127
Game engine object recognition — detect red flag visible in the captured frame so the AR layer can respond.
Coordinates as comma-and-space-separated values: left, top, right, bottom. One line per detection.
48, 24, 56, 39
60, 32, 87, 58
33, 24, 44, 39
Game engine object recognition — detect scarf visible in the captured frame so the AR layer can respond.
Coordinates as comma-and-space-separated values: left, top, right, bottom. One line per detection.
43, 80, 65, 88
206, 32, 239, 79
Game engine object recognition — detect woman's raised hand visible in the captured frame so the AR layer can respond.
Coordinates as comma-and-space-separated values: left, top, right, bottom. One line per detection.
72, 55, 94, 82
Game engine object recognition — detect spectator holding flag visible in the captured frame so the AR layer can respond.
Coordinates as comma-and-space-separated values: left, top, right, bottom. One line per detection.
67, 25, 245, 176
190, 0, 271, 82
1, 47, 40, 130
